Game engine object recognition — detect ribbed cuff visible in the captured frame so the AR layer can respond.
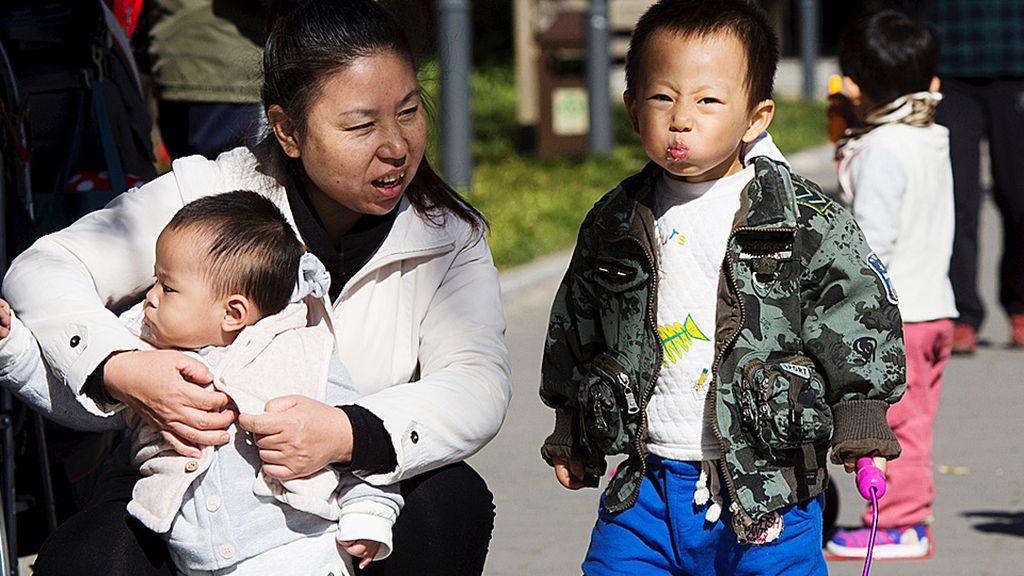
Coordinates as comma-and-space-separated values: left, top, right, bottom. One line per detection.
83, 360, 117, 407
336, 509, 395, 561
830, 398, 901, 464
340, 404, 397, 474
82, 350, 137, 412
540, 408, 576, 466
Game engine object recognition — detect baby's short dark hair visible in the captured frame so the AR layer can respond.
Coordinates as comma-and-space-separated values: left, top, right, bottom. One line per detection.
624, 0, 778, 109
165, 190, 304, 317
839, 10, 939, 105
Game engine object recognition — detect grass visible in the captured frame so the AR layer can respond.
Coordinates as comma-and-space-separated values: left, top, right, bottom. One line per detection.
422, 66, 829, 269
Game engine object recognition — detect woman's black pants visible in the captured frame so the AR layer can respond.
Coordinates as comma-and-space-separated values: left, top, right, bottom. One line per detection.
30, 455, 495, 576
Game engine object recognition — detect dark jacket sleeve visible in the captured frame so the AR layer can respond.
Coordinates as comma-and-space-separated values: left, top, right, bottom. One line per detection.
539, 214, 605, 479
798, 203, 906, 463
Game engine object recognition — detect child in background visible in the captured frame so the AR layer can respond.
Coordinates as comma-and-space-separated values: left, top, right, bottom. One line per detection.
0, 190, 400, 575
826, 10, 956, 560
538, 1, 906, 574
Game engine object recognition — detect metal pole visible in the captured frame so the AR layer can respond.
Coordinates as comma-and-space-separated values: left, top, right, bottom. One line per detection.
438, 0, 472, 191
513, 0, 539, 128
586, 0, 612, 154
799, 0, 820, 102
0, 397, 16, 576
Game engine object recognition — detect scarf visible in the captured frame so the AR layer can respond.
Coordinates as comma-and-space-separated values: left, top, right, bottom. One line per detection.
835, 91, 943, 160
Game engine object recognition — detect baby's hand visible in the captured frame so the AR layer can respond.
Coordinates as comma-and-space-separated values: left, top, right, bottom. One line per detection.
842, 455, 887, 475
339, 539, 381, 569
0, 299, 12, 339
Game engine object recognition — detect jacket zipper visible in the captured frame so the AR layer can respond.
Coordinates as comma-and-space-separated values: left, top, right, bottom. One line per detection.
618, 372, 640, 414
709, 224, 797, 533
607, 233, 661, 513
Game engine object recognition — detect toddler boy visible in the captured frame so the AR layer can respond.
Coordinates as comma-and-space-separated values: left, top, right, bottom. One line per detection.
539, 1, 906, 574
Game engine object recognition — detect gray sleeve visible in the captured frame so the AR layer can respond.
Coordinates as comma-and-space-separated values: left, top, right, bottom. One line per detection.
335, 472, 403, 558
336, 471, 403, 513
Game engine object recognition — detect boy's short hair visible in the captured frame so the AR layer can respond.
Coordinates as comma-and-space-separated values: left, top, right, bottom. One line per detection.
839, 10, 939, 105
165, 190, 304, 317
624, 0, 778, 109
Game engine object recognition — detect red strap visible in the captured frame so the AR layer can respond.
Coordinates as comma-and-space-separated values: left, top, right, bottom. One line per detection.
108, 0, 145, 38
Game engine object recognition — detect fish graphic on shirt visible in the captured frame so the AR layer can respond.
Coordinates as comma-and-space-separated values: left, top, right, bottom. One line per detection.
658, 315, 710, 366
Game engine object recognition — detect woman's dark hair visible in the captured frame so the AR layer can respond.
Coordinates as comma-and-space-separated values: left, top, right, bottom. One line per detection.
839, 10, 939, 106
166, 190, 304, 317
625, 0, 778, 109
255, 0, 484, 232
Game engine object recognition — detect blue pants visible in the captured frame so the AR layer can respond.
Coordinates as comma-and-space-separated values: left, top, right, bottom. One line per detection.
583, 457, 826, 576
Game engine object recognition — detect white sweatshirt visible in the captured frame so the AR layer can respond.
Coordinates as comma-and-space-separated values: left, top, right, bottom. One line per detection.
838, 122, 958, 323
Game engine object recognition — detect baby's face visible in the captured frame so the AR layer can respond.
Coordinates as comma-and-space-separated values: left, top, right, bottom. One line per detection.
142, 228, 227, 350
625, 30, 770, 183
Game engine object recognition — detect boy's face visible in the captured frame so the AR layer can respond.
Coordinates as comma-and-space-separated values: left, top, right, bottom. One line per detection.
625, 30, 773, 183
142, 228, 230, 350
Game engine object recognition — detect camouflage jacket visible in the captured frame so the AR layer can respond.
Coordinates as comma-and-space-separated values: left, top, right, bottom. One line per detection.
540, 157, 905, 535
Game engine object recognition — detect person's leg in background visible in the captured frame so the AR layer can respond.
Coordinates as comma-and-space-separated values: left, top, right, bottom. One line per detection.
865, 321, 952, 529
985, 77, 1024, 347
827, 319, 952, 560
356, 462, 495, 576
936, 77, 987, 353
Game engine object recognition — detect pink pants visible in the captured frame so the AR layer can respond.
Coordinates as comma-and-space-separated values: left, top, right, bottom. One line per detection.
861, 319, 953, 528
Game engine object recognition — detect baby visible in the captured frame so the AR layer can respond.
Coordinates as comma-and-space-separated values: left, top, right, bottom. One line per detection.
0, 190, 399, 575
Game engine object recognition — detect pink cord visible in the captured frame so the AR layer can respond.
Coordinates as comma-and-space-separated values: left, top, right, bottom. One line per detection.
855, 457, 885, 576
862, 488, 879, 576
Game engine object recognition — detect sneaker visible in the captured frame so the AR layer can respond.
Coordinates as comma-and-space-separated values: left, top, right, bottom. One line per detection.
952, 324, 977, 355
825, 523, 932, 560
1011, 315, 1024, 348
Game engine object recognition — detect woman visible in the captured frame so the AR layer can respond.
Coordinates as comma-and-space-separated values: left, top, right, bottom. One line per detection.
3, 1, 511, 574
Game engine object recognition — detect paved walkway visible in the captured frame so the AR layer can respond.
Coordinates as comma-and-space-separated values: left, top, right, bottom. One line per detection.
473, 145, 1024, 575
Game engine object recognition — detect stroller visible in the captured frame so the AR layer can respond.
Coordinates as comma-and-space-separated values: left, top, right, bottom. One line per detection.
0, 1, 156, 572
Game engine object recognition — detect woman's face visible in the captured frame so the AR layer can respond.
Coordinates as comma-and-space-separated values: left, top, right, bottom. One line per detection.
277, 51, 426, 230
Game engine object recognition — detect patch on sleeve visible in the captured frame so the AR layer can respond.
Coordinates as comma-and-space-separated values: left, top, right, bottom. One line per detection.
794, 186, 833, 215
866, 253, 899, 305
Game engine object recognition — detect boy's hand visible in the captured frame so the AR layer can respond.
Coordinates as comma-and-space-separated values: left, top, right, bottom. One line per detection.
339, 539, 381, 569
0, 300, 11, 339
553, 455, 588, 490
843, 455, 887, 475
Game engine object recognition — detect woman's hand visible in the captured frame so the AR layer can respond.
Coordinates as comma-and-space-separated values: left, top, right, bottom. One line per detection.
103, 350, 236, 457
237, 395, 354, 480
